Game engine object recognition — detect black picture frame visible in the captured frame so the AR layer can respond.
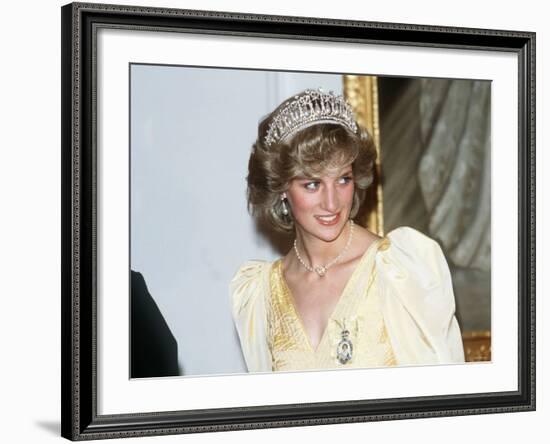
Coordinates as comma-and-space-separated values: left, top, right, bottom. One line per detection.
61, 2, 536, 440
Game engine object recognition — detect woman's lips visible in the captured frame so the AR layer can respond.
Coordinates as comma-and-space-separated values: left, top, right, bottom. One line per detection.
315, 212, 341, 226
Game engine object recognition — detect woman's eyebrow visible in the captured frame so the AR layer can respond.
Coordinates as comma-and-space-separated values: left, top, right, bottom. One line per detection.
295, 175, 320, 180
330, 168, 353, 177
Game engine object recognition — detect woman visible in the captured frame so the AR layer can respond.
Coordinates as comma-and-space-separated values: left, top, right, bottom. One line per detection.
231, 88, 464, 372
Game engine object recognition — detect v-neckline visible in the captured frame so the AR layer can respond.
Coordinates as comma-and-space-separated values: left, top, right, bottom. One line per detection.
277, 237, 382, 353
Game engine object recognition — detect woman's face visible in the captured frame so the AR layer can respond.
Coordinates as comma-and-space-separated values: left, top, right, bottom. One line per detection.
285, 164, 355, 243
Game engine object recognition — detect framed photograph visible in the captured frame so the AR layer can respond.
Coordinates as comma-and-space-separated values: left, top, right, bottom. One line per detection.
61, 2, 535, 440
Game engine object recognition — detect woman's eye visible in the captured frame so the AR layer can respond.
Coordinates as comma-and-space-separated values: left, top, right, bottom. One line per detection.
304, 181, 320, 190
339, 176, 353, 185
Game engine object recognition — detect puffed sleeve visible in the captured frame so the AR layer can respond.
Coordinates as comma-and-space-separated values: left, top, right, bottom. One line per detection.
376, 227, 465, 365
230, 261, 273, 372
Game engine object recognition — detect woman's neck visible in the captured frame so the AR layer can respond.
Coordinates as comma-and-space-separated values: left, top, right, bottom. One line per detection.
294, 220, 352, 268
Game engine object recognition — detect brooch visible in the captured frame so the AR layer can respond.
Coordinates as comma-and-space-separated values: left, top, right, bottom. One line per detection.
336, 328, 353, 364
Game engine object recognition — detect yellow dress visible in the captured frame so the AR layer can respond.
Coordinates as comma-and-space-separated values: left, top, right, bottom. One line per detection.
230, 227, 465, 373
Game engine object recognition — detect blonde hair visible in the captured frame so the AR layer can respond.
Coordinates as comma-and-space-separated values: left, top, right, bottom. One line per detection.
247, 93, 377, 233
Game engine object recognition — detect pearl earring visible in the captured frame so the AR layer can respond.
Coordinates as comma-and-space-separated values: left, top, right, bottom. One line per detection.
281, 194, 289, 216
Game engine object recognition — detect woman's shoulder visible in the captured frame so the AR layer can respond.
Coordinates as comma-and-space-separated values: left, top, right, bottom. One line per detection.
231, 259, 274, 281
385, 226, 441, 250
373, 227, 464, 364
230, 259, 275, 317
380, 226, 445, 261
230, 260, 275, 372
375, 226, 450, 285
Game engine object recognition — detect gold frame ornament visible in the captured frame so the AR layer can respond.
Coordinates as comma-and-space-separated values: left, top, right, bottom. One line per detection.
344, 75, 384, 236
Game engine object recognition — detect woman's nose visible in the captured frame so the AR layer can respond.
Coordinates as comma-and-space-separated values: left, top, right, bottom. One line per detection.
321, 185, 339, 212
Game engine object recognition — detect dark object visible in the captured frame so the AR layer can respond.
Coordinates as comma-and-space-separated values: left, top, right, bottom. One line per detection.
61, 2, 535, 440
131, 271, 179, 378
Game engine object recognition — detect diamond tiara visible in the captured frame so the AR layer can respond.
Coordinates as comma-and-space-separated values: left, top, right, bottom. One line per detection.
264, 89, 359, 148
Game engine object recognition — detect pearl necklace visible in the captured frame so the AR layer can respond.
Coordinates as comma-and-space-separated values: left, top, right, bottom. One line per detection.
293, 220, 354, 277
